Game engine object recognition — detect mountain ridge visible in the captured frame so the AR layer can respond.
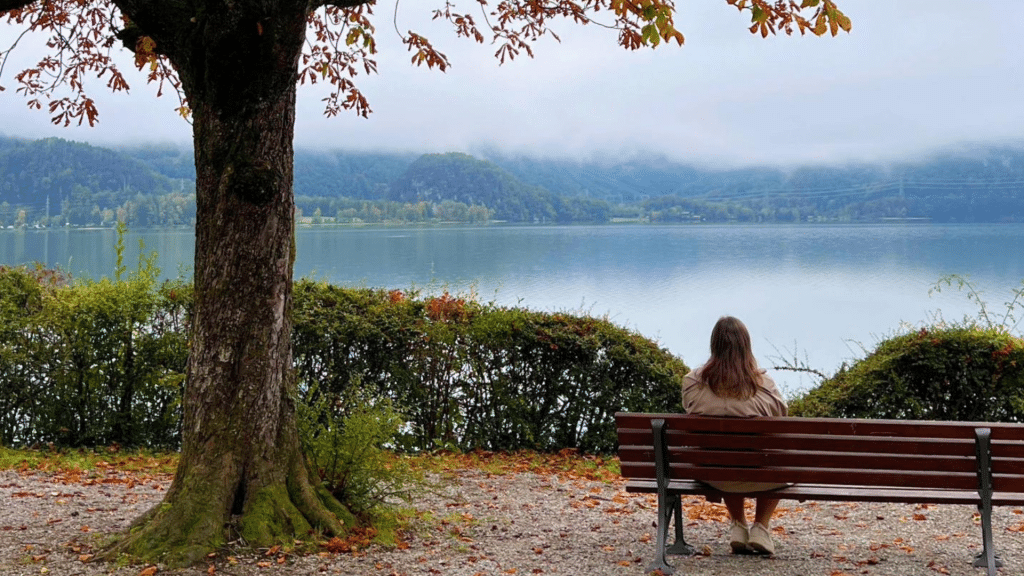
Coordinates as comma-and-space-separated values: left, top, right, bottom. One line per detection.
2, 134, 1023, 225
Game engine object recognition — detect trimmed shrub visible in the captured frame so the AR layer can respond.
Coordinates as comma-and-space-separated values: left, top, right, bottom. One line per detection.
789, 325, 1024, 422
2, 271, 684, 453
0, 265, 66, 446
0, 263, 190, 448
291, 280, 687, 453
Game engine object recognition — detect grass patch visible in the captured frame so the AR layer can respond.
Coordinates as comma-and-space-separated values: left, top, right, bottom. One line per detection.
0, 445, 178, 475
408, 448, 621, 482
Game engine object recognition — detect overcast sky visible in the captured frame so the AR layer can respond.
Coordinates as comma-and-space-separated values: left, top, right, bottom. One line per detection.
1, 0, 1022, 166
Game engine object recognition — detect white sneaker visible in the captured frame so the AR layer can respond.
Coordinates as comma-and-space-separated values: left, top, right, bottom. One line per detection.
748, 522, 775, 555
729, 521, 750, 554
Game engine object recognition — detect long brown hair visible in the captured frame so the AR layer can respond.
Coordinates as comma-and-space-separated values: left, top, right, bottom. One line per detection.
701, 316, 762, 400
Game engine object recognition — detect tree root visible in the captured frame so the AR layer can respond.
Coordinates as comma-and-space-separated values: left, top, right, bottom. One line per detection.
99, 453, 352, 569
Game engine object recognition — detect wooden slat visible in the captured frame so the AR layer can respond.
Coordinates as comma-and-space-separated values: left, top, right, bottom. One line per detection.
615, 460, 1000, 491
664, 432, 977, 456
674, 448, 976, 474
619, 429, 1024, 459
992, 457, 1024, 475
623, 479, 1024, 505
992, 441, 1024, 459
666, 464, 978, 490
618, 445, 977, 473
615, 412, 1024, 441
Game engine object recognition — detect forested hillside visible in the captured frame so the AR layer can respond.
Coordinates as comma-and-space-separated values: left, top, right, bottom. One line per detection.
0, 136, 194, 227
489, 148, 1024, 223
385, 153, 610, 223
2, 134, 1023, 227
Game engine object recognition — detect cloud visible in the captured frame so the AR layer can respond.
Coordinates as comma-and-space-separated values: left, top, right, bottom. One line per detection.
2, 0, 1023, 166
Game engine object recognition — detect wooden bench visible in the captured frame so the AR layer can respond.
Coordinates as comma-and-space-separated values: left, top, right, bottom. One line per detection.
615, 412, 1024, 575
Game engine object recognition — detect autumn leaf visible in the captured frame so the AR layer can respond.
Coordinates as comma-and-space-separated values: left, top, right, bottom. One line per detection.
139, 566, 158, 576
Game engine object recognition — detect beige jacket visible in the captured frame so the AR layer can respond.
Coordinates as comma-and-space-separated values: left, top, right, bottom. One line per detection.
680, 365, 789, 493
682, 366, 787, 418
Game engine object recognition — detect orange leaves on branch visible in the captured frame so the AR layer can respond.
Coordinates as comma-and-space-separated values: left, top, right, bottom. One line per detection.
726, 0, 851, 38
4, 0, 846, 126
411, 0, 685, 68
404, 31, 450, 71
133, 35, 158, 72
1, 0, 134, 126
426, 291, 469, 323
301, 5, 378, 118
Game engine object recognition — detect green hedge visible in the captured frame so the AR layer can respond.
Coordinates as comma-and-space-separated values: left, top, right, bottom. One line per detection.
0, 264, 190, 449
292, 280, 686, 453
0, 269, 686, 453
789, 325, 1024, 422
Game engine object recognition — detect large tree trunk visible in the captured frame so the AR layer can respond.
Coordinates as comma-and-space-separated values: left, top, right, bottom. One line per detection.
105, 2, 350, 567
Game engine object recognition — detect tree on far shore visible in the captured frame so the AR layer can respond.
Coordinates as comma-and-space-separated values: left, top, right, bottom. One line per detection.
0, 0, 849, 567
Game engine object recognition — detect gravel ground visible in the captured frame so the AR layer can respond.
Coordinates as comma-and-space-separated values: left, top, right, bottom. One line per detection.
2, 467, 1022, 576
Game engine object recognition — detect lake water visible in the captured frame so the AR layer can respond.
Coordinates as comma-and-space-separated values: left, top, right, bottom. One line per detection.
4, 223, 1023, 396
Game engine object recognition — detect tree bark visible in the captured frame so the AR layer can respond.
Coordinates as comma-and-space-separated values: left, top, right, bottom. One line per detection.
104, 1, 352, 567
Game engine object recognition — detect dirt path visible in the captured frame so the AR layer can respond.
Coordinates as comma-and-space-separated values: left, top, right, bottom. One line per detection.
2, 467, 1022, 576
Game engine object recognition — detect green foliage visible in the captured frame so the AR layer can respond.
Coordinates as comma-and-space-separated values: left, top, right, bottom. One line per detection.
2, 262, 682, 454
0, 264, 67, 445
789, 325, 1024, 422
0, 228, 191, 448
0, 136, 194, 228
291, 280, 687, 453
297, 382, 420, 516
930, 274, 1024, 334
387, 153, 610, 223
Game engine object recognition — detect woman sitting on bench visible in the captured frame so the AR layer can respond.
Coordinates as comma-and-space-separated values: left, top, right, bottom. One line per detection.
682, 316, 789, 556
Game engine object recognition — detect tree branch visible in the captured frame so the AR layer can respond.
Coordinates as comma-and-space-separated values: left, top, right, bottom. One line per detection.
110, 0, 197, 65
0, 0, 36, 12
311, 0, 374, 10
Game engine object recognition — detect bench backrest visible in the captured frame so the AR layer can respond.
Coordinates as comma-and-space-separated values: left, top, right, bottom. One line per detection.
615, 413, 1024, 493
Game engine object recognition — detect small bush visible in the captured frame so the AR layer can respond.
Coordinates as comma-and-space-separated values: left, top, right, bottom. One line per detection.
790, 325, 1024, 422
297, 381, 422, 516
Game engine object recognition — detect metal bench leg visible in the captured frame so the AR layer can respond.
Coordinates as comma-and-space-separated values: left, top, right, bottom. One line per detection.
648, 491, 678, 574
973, 428, 1001, 576
972, 502, 1001, 575
667, 494, 696, 556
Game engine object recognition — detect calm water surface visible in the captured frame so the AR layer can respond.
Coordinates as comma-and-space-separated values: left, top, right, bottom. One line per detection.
4, 224, 1022, 395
